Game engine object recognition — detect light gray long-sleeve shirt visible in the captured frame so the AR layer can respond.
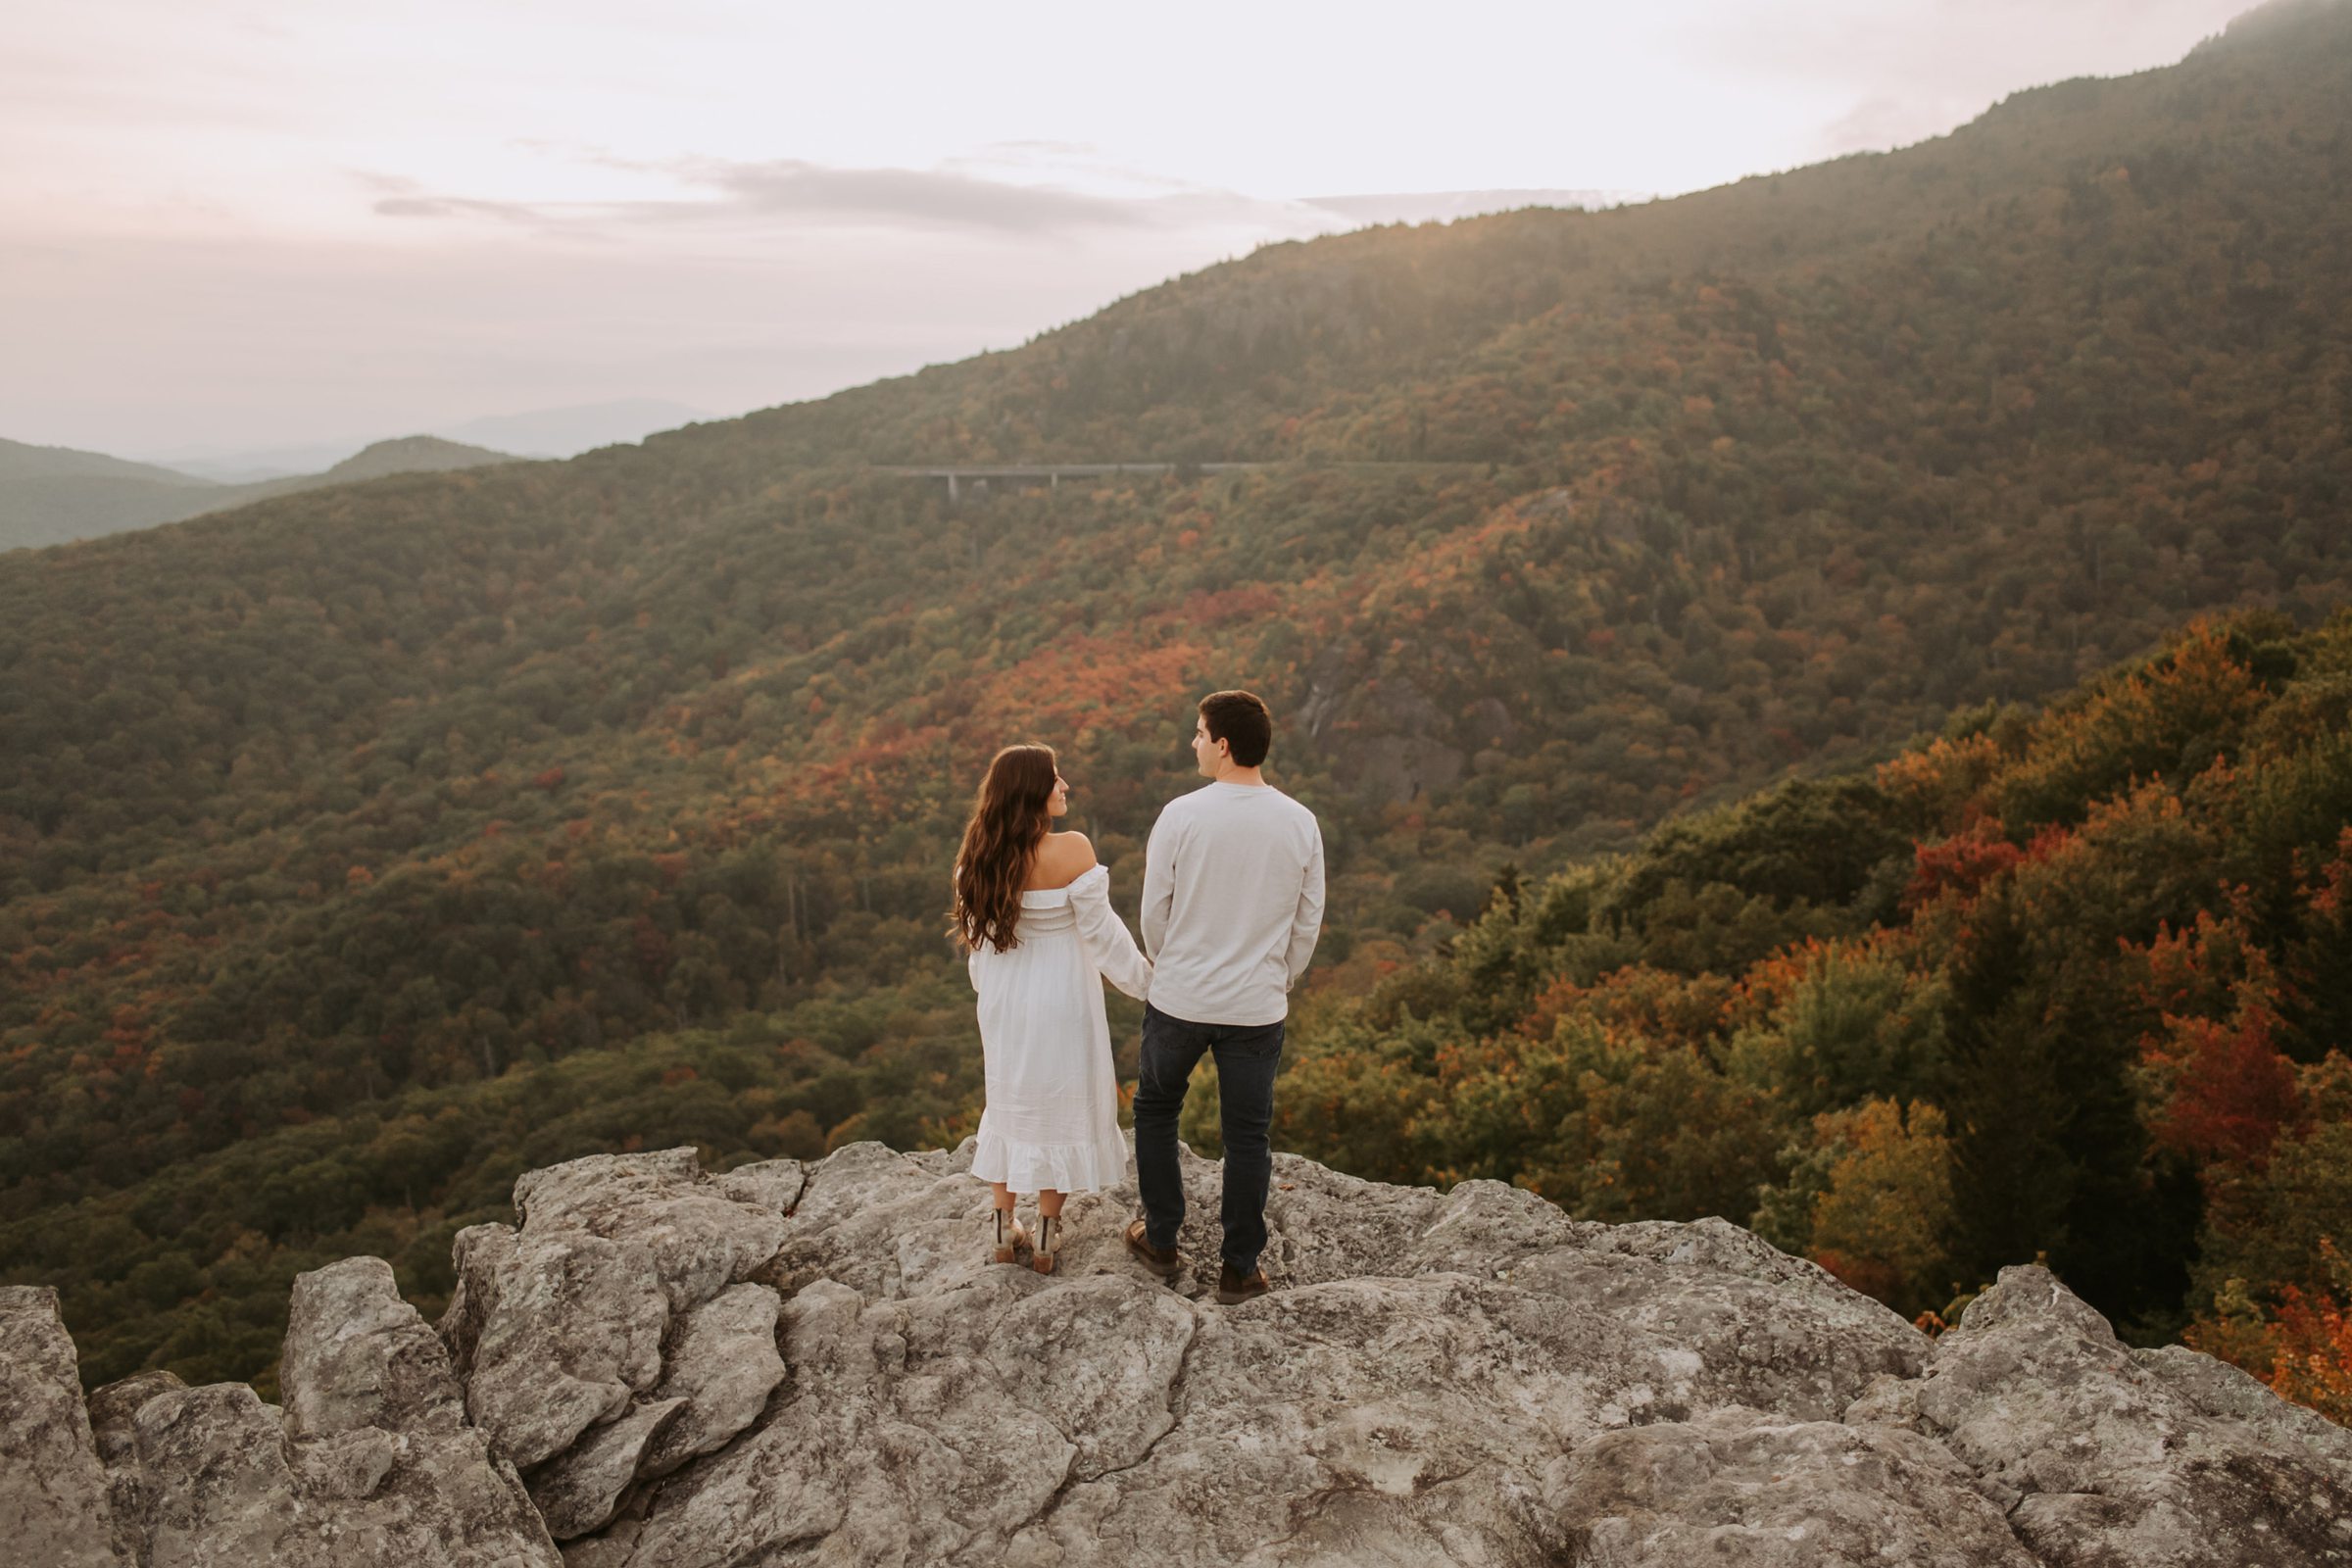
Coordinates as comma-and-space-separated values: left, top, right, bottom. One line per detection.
1140, 779, 1325, 1025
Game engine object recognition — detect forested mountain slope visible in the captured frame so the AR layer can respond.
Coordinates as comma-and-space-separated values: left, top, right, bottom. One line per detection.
1277, 607, 2352, 1418
2, 0, 2349, 1395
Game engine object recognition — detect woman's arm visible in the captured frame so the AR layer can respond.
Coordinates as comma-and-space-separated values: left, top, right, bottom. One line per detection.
1140, 807, 1177, 962
1068, 863, 1152, 1001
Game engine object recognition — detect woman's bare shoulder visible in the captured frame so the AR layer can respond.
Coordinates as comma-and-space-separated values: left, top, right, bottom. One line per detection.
1036, 831, 1100, 884
1045, 829, 1098, 864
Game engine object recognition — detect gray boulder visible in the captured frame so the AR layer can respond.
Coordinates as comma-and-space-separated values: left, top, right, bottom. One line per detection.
1546, 1406, 2037, 1565
712, 1157, 808, 1218
84, 1264, 563, 1568
0, 1286, 125, 1566
1848, 1262, 2352, 1566
639, 1283, 786, 1478
458, 1228, 668, 1470
512, 1147, 790, 1314
526, 1396, 690, 1541
87, 1368, 186, 1469
87, 1367, 185, 1559
132, 1382, 303, 1568
436, 1145, 797, 1493
282, 1256, 466, 1439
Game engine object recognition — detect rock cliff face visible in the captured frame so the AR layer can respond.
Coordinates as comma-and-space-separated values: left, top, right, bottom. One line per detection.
6, 1140, 2350, 1566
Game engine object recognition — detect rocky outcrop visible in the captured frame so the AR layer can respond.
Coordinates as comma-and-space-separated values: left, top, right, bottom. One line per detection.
1, 1286, 124, 1567
1548, 1408, 2041, 1567
435, 1148, 796, 1535
280, 1257, 466, 1441
4, 1268, 559, 1568
6, 1140, 2348, 1566
1846, 1262, 2352, 1566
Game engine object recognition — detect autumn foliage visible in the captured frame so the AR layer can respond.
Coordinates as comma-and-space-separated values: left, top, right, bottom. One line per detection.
1275, 612, 2352, 1423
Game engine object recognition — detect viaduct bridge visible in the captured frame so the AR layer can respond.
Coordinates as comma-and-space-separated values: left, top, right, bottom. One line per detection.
878, 462, 1268, 506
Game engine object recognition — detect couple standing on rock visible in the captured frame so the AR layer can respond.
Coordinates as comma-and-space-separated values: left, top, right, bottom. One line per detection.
950, 690, 1325, 1304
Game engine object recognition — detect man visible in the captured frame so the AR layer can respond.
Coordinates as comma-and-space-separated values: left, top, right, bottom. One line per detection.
1125, 689, 1325, 1304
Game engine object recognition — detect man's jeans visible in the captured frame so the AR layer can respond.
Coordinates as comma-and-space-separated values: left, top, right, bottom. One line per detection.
1132, 1002, 1283, 1275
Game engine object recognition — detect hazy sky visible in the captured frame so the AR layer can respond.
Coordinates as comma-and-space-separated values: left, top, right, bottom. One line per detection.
2, 0, 2260, 458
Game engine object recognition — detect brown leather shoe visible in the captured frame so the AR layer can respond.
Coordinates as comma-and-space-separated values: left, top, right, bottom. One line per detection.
1124, 1218, 1180, 1278
1215, 1264, 1270, 1305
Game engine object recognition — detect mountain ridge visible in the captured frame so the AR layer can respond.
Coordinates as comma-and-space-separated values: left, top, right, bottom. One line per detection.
0, 439, 215, 488
136, 399, 714, 482
0, 434, 520, 552
629, 0, 2347, 474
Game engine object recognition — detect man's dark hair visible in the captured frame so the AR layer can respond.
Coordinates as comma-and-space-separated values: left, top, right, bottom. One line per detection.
1200, 690, 1273, 768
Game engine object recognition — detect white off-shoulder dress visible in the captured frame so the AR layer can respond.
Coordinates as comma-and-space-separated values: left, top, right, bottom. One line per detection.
967, 862, 1152, 1194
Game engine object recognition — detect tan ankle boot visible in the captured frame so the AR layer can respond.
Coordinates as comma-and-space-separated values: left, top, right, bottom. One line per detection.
991, 1205, 1031, 1264
1033, 1213, 1060, 1275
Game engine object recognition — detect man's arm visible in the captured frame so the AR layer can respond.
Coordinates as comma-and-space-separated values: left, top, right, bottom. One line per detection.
1284, 818, 1326, 990
1141, 807, 1178, 961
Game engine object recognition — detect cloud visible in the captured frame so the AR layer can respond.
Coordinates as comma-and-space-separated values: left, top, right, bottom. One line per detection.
0, 166, 1349, 454
355, 171, 590, 235
359, 155, 1187, 238
938, 141, 1211, 197
372, 194, 546, 222
678, 158, 1153, 231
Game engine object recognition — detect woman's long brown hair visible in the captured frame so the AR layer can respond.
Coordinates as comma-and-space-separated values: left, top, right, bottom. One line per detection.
951, 744, 1057, 954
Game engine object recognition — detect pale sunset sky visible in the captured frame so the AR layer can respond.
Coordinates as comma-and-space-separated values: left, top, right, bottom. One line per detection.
0, 0, 2261, 459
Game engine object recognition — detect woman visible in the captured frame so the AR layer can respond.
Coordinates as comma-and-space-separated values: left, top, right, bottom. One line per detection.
952, 743, 1151, 1274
